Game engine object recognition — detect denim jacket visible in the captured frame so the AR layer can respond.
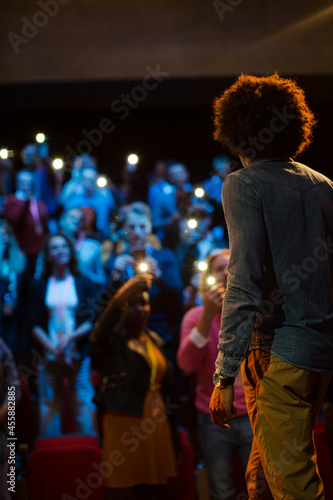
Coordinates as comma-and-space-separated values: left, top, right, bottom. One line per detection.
215, 160, 333, 376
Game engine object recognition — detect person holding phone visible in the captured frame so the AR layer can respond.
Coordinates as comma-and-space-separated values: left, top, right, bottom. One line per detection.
90, 274, 179, 500
104, 202, 183, 361
178, 249, 253, 500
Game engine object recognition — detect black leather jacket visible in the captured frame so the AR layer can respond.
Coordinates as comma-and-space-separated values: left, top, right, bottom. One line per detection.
90, 300, 175, 417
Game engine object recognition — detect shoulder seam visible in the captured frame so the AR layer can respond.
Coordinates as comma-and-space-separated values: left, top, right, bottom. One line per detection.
225, 172, 262, 200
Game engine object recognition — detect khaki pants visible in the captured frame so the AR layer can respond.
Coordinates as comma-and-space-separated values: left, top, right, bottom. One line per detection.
241, 350, 332, 500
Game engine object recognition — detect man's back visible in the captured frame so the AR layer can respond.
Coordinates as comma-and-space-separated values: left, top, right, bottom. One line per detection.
222, 160, 333, 371
211, 73, 333, 500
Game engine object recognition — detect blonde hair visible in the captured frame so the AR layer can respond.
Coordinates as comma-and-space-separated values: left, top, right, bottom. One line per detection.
199, 248, 230, 291
124, 202, 152, 222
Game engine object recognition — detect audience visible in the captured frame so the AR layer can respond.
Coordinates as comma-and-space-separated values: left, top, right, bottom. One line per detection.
202, 155, 231, 205
0, 157, 15, 198
116, 157, 147, 205
177, 200, 226, 287
29, 233, 97, 436
104, 202, 183, 360
0, 338, 21, 499
0, 219, 25, 355
59, 207, 105, 286
147, 160, 169, 209
60, 166, 116, 239
91, 275, 179, 500
2, 169, 50, 359
58, 154, 97, 207
81, 205, 104, 242
20, 143, 59, 217
3, 170, 49, 273
178, 249, 253, 500
150, 180, 179, 247
202, 155, 232, 233
0, 142, 330, 499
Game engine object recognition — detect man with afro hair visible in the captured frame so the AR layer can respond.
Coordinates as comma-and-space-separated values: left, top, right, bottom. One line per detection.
209, 73, 333, 499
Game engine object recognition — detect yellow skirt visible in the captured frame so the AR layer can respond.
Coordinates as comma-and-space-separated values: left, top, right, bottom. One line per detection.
102, 390, 177, 488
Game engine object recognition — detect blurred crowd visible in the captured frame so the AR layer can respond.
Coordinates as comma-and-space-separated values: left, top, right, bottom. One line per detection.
1, 139, 332, 500
0, 140, 233, 363
0, 140, 248, 498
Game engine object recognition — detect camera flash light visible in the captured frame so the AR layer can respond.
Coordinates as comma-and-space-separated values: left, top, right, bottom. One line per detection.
52, 158, 63, 170
197, 261, 208, 271
36, 133, 45, 143
127, 154, 139, 165
188, 219, 198, 229
194, 187, 205, 198
97, 176, 107, 188
139, 262, 148, 272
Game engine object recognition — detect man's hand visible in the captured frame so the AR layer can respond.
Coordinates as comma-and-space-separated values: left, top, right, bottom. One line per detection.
114, 254, 135, 272
209, 385, 237, 429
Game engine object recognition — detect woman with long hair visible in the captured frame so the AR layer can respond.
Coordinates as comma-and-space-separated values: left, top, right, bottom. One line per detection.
58, 207, 105, 286
30, 233, 97, 436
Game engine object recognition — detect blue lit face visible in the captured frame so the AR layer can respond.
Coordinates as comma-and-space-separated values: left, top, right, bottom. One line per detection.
47, 236, 71, 267
124, 213, 151, 247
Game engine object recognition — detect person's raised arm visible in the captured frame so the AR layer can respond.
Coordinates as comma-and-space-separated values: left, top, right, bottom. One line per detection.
90, 274, 152, 349
178, 283, 224, 374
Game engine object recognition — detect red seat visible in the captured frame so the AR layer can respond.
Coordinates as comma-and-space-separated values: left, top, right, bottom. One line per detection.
28, 435, 105, 500
33, 435, 100, 451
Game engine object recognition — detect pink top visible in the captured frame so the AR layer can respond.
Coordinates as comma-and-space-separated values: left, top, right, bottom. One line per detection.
177, 306, 248, 416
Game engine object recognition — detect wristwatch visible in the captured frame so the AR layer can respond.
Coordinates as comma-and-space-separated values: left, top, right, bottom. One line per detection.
213, 371, 235, 390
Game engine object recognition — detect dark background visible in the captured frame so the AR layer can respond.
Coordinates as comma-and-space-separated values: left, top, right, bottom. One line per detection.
1, 1, 333, 182
0, 75, 332, 183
